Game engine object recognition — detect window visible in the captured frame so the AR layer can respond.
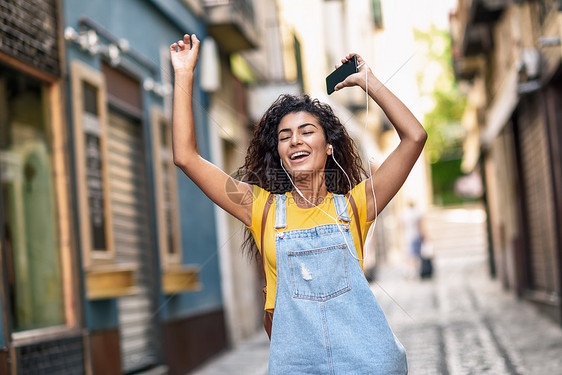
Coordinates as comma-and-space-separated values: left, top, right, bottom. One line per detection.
151, 108, 182, 266
371, 0, 384, 29
293, 34, 304, 92
151, 107, 200, 294
0, 66, 64, 331
70, 61, 115, 268
537, 0, 560, 24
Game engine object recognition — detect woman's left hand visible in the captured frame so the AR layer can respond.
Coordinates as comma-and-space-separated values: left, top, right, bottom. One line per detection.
333, 53, 372, 92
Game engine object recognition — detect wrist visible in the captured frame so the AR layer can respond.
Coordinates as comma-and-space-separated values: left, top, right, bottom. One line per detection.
366, 74, 383, 96
174, 70, 194, 80
358, 71, 375, 91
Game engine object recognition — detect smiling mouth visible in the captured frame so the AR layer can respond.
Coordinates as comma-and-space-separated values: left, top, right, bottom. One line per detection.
290, 151, 310, 161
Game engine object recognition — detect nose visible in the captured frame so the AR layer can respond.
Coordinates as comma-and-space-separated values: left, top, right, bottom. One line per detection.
290, 132, 302, 146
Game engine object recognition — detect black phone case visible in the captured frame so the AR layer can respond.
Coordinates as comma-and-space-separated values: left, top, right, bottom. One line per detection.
326, 56, 358, 95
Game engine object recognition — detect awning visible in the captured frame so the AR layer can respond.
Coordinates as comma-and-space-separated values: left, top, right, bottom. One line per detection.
480, 65, 519, 148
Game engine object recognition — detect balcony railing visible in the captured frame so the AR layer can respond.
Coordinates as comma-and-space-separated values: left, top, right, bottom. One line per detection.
450, 0, 509, 78
454, 0, 508, 55
203, 0, 258, 53
472, 0, 509, 23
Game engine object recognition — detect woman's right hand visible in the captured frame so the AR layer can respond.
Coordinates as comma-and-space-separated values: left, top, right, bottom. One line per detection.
170, 33, 253, 227
170, 34, 200, 74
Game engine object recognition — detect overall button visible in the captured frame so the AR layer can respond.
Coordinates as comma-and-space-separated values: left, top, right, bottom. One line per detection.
277, 232, 284, 239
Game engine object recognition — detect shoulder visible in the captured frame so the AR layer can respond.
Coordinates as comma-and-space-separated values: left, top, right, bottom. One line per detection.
247, 185, 273, 231
348, 180, 367, 204
348, 180, 374, 225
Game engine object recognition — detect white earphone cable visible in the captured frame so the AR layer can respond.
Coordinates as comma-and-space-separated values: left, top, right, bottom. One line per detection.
279, 159, 356, 260
365, 64, 379, 246
279, 57, 378, 264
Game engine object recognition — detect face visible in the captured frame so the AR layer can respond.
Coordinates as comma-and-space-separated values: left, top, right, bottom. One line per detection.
277, 111, 332, 177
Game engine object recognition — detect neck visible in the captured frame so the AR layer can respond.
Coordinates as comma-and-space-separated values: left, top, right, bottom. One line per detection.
292, 171, 328, 207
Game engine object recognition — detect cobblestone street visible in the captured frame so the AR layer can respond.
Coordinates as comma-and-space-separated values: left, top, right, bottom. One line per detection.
189, 206, 562, 374
377, 250, 562, 375
376, 205, 562, 375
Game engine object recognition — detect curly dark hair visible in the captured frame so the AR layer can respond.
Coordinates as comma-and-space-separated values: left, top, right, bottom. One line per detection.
235, 94, 367, 260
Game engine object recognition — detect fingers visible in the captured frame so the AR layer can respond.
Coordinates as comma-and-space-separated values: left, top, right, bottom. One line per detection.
170, 34, 199, 52
341, 53, 364, 63
334, 82, 346, 92
178, 34, 191, 50
337, 53, 364, 66
191, 34, 200, 54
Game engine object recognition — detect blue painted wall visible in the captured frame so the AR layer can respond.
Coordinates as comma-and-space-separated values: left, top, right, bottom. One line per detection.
63, 0, 222, 327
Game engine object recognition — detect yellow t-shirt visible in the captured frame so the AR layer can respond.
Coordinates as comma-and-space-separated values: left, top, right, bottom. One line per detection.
247, 181, 374, 312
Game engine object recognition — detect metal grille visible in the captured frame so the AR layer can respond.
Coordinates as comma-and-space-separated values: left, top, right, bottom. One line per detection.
519, 98, 559, 294
16, 335, 85, 374
537, 0, 561, 25
0, 0, 60, 76
107, 111, 158, 373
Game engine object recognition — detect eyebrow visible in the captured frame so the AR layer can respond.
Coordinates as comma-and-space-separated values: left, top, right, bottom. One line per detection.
278, 123, 318, 135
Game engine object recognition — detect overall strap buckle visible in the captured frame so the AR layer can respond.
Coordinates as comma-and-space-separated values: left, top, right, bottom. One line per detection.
333, 194, 351, 223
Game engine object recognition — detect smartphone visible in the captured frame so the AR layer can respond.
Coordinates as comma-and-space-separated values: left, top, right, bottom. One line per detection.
326, 55, 358, 95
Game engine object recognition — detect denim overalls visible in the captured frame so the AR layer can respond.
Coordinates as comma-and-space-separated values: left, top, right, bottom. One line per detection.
268, 194, 407, 374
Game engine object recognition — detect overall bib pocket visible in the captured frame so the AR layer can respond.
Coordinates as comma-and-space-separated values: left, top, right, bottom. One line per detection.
288, 243, 350, 301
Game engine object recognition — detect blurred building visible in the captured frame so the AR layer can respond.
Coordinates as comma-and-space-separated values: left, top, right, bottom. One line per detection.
275, 0, 431, 273
0, 0, 83, 373
450, 0, 562, 326
205, 0, 289, 347
0, 0, 282, 373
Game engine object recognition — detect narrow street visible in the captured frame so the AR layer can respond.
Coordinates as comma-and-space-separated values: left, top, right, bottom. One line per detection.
377, 205, 562, 374
190, 205, 562, 375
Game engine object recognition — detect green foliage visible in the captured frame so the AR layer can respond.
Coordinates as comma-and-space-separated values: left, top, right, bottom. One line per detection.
414, 26, 466, 163
430, 158, 477, 206
414, 25, 468, 205
424, 91, 465, 163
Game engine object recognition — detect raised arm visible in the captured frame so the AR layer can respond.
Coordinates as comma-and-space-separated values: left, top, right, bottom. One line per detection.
334, 53, 427, 221
170, 34, 253, 226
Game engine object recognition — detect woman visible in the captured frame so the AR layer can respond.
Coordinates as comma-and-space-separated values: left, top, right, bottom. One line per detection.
170, 34, 426, 374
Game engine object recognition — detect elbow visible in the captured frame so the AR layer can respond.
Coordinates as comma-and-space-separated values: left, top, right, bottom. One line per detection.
415, 127, 428, 146
173, 152, 198, 170
173, 158, 186, 169
173, 153, 186, 168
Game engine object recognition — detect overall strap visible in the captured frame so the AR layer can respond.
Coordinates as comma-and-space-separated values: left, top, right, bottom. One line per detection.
333, 193, 352, 222
274, 194, 287, 229
344, 193, 364, 256
260, 193, 286, 293
260, 193, 275, 339
260, 194, 275, 284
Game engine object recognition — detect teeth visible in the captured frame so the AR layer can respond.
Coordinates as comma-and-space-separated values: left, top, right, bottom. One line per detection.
290, 151, 310, 160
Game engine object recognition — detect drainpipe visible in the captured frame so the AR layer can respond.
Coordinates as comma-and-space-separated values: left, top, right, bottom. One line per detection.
479, 152, 496, 278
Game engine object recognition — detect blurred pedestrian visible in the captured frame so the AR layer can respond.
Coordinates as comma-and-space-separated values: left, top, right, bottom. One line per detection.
399, 201, 423, 278
419, 233, 434, 279
170, 34, 426, 374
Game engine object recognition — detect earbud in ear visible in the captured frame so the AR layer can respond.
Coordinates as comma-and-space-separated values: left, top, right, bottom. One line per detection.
329, 145, 333, 150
